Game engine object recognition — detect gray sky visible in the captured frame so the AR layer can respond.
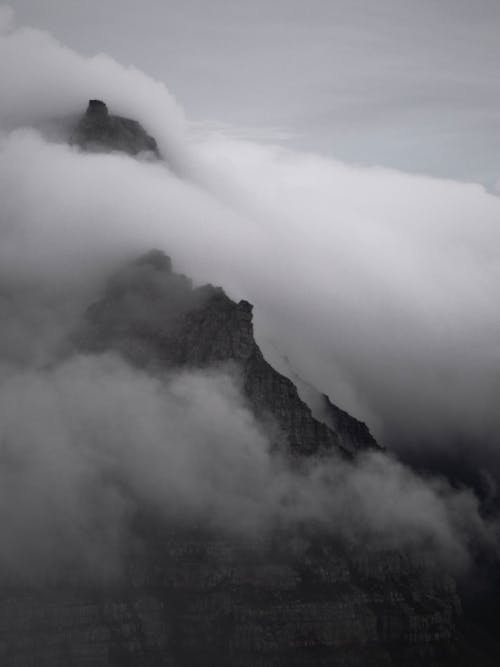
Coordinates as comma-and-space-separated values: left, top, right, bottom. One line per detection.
9, 0, 500, 188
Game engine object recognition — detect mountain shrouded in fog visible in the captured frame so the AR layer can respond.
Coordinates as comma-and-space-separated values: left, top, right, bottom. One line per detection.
0, 6, 500, 666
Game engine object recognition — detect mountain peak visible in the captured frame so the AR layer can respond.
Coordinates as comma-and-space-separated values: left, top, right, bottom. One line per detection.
78, 251, 380, 457
86, 98, 109, 118
71, 99, 160, 158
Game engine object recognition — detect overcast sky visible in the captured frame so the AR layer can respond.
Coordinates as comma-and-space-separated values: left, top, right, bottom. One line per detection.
9, 0, 500, 188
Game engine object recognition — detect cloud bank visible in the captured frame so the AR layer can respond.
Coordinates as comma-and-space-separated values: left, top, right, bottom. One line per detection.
0, 356, 491, 581
0, 8, 498, 578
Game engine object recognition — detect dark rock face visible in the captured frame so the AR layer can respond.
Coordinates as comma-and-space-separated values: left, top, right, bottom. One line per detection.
0, 531, 466, 667
322, 394, 378, 452
0, 251, 485, 665
78, 250, 379, 457
72, 100, 160, 157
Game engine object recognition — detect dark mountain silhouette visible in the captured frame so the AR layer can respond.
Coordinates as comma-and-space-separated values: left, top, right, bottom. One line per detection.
71, 99, 160, 157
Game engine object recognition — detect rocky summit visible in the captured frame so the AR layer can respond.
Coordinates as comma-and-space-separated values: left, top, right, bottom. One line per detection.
71, 99, 160, 157
0, 250, 490, 667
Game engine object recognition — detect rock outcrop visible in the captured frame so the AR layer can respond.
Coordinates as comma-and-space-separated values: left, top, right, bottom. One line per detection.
72, 100, 160, 157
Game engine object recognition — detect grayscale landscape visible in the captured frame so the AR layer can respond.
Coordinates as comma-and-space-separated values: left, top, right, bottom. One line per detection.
0, 2, 499, 665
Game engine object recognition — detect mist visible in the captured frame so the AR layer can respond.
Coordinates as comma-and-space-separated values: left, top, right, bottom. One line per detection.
0, 9, 499, 578
0, 356, 491, 581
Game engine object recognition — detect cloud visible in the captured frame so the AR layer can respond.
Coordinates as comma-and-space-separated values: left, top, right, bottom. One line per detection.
194, 137, 500, 456
2, 120, 498, 459
0, 355, 492, 581
0, 10, 498, 579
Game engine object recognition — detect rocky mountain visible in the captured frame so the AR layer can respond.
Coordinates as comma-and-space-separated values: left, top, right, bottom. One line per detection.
0, 104, 495, 666
0, 249, 484, 667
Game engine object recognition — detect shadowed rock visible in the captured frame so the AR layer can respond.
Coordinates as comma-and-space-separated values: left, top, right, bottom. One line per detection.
72, 99, 160, 158
78, 250, 380, 457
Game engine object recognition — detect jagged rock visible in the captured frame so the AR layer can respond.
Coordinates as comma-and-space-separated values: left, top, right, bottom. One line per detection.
78, 250, 379, 457
71, 100, 160, 157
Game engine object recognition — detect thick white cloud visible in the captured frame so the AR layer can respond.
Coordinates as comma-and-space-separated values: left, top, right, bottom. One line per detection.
2, 120, 499, 454
194, 137, 500, 454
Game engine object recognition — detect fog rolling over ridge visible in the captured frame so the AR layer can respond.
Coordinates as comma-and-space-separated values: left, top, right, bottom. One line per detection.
0, 6, 499, 580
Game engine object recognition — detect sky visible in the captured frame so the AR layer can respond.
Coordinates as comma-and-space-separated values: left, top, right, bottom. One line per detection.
0, 3, 499, 579
9, 0, 500, 189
